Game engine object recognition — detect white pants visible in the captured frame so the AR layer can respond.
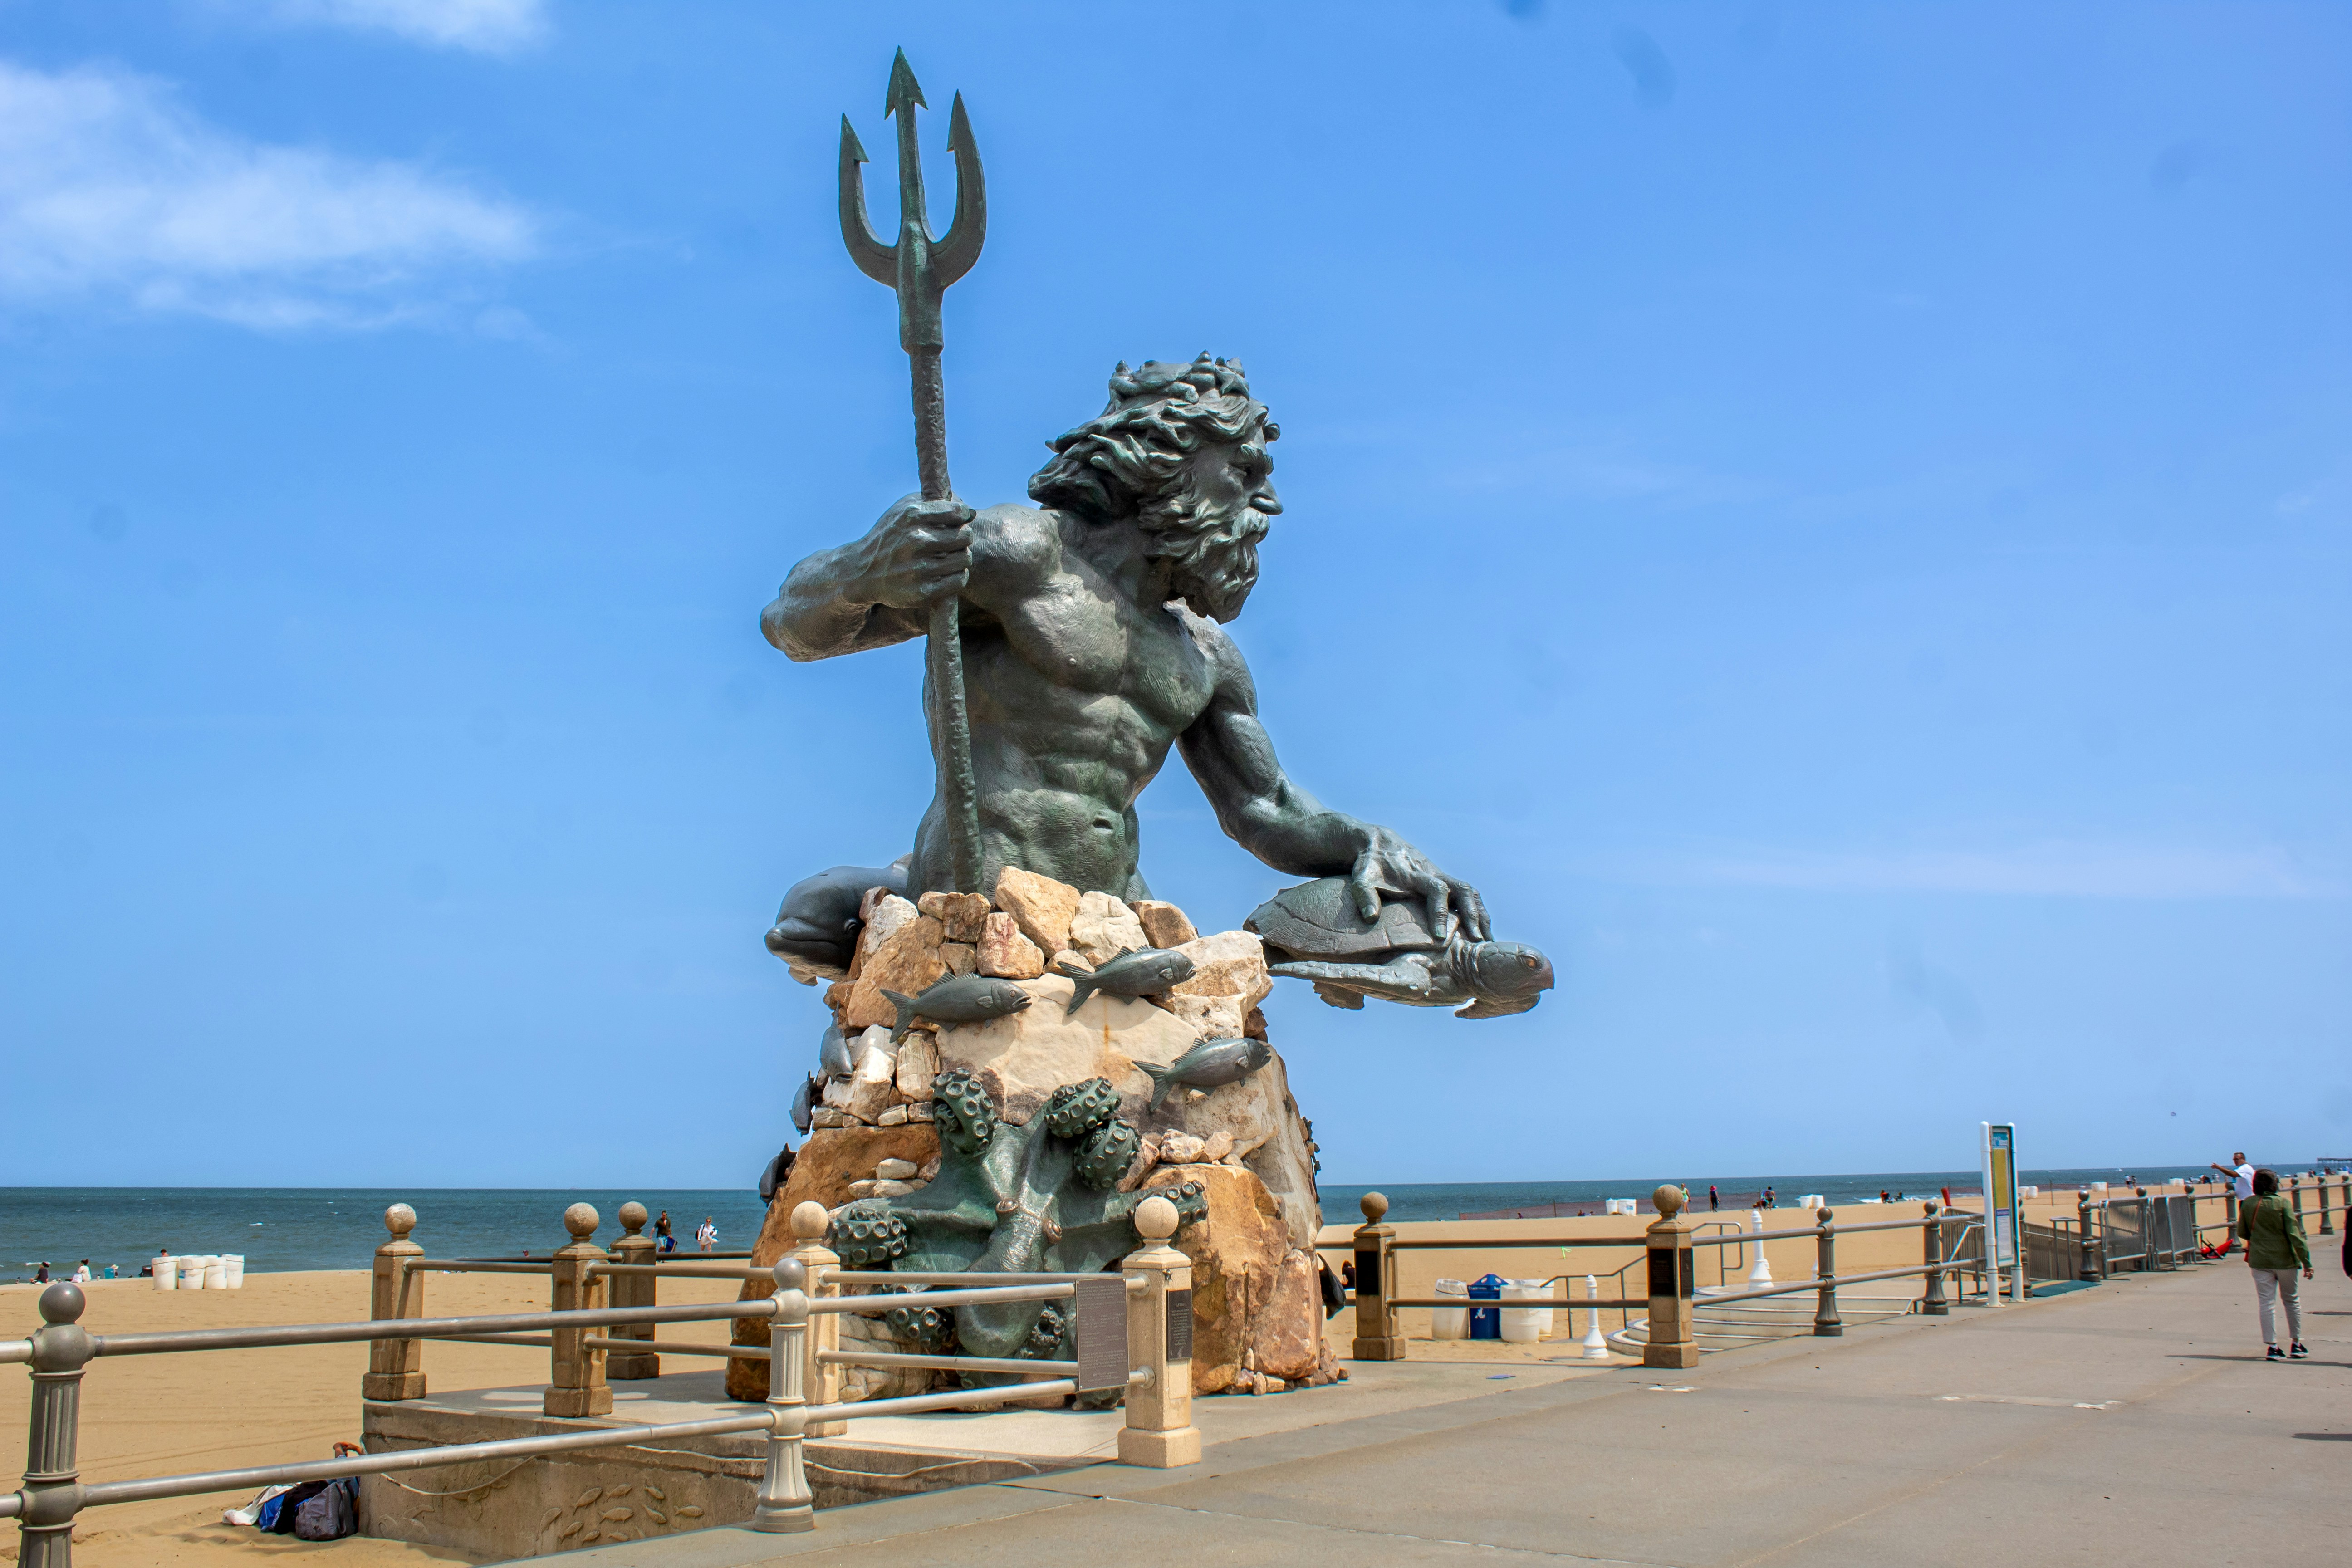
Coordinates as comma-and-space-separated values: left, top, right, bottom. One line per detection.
2252, 1267, 2303, 1344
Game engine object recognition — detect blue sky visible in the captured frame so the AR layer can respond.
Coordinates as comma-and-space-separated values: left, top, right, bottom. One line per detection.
3, 2, 2346, 1189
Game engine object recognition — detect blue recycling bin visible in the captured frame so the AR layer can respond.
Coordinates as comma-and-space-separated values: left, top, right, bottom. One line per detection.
1469, 1273, 1504, 1339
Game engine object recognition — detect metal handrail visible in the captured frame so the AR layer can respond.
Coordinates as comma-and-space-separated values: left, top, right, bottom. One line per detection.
88, 1300, 776, 1357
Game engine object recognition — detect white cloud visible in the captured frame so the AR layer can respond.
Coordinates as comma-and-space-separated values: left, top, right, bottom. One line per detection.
256, 0, 549, 54
1686, 842, 2340, 900
0, 59, 536, 329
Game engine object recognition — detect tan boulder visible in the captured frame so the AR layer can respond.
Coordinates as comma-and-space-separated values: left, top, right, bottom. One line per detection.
1168, 931, 1271, 1011
917, 890, 990, 943
993, 865, 1080, 955
931, 973, 1197, 1126
940, 941, 976, 976
1162, 993, 1249, 1043
1130, 899, 1198, 948
894, 1034, 939, 1101
848, 892, 920, 984
1140, 1164, 1321, 1395
1160, 1132, 1207, 1163
1255, 1249, 1328, 1384
1069, 890, 1147, 964
843, 914, 946, 1029
976, 912, 1045, 979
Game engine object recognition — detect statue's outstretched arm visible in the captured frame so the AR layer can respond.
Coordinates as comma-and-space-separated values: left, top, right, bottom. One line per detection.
1176, 613, 1490, 940
760, 493, 971, 661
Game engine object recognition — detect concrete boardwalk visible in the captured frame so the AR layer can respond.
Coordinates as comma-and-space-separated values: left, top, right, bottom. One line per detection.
539, 1258, 2349, 1566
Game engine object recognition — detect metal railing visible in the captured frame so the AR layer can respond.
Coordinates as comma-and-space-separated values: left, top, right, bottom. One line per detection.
6, 1196, 1203, 1564
1343, 1191, 1995, 1367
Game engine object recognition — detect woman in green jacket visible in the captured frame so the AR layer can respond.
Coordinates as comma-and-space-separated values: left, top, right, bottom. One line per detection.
2235, 1169, 2313, 1361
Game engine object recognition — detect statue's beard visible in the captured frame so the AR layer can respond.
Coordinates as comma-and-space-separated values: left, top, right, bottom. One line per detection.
1137, 480, 1270, 623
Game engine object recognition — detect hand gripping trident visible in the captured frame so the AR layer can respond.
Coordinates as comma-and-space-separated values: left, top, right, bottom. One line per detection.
840, 49, 987, 894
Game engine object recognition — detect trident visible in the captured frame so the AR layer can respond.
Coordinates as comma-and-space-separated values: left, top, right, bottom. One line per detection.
839, 49, 987, 895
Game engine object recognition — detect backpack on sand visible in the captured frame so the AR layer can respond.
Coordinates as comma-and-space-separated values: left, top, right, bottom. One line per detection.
293, 1476, 359, 1540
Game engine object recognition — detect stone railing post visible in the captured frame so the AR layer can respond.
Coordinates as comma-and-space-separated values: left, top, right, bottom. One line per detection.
751, 1259, 814, 1533
1349, 1192, 1403, 1362
19, 1284, 94, 1568
545, 1203, 611, 1419
1642, 1184, 1700, 1369
362, 1203, 426, 1401
1118, 1195, 1200, 1468
1813, 1207, 1842, 1335
1921, 1202, 1949, 1314
2075, 1194, 2098, 1283
2317, 1175, 2335, 1236
605, 1201, 658, 1381
784, 1202, 845, 1438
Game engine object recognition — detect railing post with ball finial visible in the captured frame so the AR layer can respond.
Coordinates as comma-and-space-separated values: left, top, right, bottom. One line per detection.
362, 1204, 426, 1401
1119, 1194, 1200, 1467
786, 1202, 845, 1438
1642, 1185, 1701, 1369
606, 1202, 658, 1380
545, 1203, 611, 1418
17, 1283, 94, 1568
751, 1258, 813, 1533
1350, 1192, 1402, 1362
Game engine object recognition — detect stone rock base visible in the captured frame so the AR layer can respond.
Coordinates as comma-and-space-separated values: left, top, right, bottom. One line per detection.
1142, 1164, 1343, 1394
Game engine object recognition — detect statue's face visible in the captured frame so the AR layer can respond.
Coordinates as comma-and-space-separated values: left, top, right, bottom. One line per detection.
1138, 425, 1280, 622
1178, 429, 1282, 521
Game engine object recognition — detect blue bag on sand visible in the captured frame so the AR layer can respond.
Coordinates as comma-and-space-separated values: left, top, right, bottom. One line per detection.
1470, 1274, 1504, 1339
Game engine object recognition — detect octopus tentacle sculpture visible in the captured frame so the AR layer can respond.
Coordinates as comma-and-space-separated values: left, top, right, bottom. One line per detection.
829, 1067, 1205, 1386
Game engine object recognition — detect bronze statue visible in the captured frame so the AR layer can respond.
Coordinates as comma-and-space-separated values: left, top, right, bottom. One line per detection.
764, 350, 1493, 975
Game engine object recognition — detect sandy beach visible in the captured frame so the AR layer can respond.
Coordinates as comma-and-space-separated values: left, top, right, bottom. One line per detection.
0, 1268, 745, 1566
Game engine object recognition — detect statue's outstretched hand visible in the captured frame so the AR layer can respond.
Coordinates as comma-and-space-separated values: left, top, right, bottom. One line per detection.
849, 493, 975, 609
1347, 827, 1491, 942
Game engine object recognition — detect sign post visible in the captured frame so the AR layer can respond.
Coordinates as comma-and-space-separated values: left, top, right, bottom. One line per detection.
1981, 1122, 2022, 1304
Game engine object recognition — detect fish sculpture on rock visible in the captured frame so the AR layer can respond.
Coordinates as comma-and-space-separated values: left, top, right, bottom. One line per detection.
882, 974, 1034, 1044
1249, 877, 1554, 1019
1054, 946, 1195, 1015
818, 1021, 854, 1079
1140, 1036, 1274, 1112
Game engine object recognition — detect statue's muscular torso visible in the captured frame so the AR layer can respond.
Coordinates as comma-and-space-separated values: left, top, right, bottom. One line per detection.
764, 483, 1485, 961
942, 503, 1219, 897
769, 499, 1228, 898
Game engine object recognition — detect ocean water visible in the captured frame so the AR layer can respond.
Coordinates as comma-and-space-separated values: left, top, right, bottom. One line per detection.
0, 1188, 771, 1284
1321, 1165, 2223, 1225
3, 1167, 2220, 1281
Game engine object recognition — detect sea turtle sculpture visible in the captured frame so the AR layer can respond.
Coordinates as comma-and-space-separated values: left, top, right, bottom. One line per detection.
1247, 877, 1555, 1019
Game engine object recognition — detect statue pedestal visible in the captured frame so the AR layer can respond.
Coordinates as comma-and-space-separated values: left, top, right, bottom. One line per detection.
733, 876, 1338, 1402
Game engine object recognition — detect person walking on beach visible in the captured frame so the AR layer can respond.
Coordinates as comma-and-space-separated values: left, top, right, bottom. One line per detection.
696, 1217, 717, 1253
2236, 1169, 2313, 1361
2211, 1152, 2255, 1201
1708, 1185, 1719, 1212
655, 1210, 675, 1254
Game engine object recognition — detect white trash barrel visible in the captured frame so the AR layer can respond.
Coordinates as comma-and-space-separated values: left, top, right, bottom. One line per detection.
178, 1255, 208, 1290
152, 1255, 177, 1291
1432, 1278, 1468, 1339
204, 1257, 230, 1290
223, 1254, 245, 1289
1501, 1279, 1550, 1342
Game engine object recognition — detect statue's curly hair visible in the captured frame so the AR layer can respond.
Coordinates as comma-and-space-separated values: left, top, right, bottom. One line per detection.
1027, 353, 1276, 519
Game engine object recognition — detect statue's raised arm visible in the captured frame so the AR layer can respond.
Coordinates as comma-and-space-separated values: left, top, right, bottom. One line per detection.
1175, 608, 1489, 943
760, 494, 977, 663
